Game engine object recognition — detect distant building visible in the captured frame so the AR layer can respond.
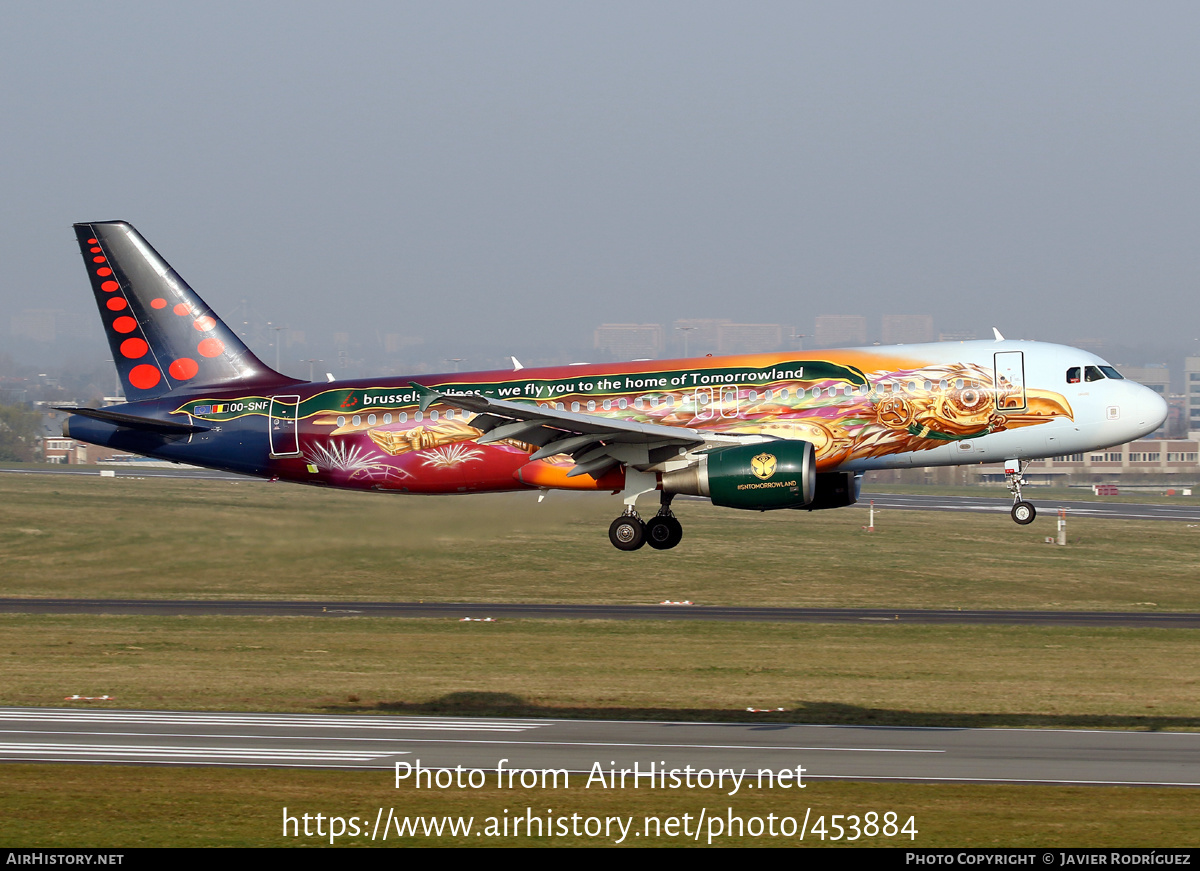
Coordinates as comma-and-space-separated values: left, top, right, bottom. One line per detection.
871, 439, 1200, 486
938, 329, 978, 343
1027, 439, 1200, 480
881, 314, 934, 345
813, 315, 867, 349
670, 319, 729, 356
1187, 356, 1200, 440
593, 324, 664, 360
716, 323, 784, 355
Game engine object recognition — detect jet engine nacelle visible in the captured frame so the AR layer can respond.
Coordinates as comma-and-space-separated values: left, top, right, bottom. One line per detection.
662, 440, 816, 510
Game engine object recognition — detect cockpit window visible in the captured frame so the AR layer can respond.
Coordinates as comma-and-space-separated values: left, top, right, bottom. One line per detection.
1066, 367, 1081, 384
1099, 366, 1124, 380
1085, 366, 1106, 382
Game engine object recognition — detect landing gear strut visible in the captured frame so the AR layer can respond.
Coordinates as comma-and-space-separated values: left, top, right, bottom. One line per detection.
1004, 459, 1036, 525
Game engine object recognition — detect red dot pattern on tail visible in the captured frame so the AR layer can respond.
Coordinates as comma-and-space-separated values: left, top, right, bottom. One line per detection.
128, 364, 161, 390
120, 338, 148, 359
169, 358, 199, 380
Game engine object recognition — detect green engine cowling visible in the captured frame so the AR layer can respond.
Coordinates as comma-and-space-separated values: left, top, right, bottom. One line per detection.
662, 440, 816, 510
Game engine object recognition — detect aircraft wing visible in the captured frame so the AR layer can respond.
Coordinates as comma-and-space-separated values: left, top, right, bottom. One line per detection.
410, 382, 756, 478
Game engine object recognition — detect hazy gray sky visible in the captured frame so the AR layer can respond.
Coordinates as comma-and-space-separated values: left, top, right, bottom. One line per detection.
2, 1, 1197, 369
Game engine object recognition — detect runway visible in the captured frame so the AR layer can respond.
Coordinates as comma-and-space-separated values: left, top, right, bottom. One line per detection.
3, 597, 1198, 627
1, 707, 1196, 787
862, 491, 1200, 522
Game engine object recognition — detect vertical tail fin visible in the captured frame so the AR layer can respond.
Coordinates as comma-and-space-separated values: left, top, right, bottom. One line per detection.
74, 221, 298, 401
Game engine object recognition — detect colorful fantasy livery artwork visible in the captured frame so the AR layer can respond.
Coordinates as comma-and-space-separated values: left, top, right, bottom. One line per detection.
62, 222, 1167, 550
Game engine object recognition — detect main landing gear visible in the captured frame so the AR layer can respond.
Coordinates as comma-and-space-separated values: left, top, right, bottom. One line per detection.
608, 495, 684, 551
1004, 459, 1036, 525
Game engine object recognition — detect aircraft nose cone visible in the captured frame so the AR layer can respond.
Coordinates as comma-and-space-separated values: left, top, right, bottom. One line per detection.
1133, 386, 1168, 436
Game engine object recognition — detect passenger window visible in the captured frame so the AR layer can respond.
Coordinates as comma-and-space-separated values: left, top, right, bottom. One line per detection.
384, 413, 392, 424
571, 402, 580, 412
1066, 367, 1081, 384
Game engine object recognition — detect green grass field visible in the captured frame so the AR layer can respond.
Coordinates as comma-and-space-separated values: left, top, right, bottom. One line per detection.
2, 616, 1197, 728
3, 764, 1198, 847
1, 471, 1198, 847
3, 472, 1199, 610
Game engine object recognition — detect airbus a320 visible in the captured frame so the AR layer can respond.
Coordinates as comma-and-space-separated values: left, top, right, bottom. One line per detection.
61, 221, 1168, 550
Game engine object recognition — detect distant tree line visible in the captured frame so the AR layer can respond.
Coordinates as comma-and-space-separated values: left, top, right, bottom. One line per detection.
0, 403, 39, 462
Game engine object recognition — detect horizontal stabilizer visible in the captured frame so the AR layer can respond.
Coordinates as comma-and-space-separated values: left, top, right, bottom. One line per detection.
57, 406, 209, 435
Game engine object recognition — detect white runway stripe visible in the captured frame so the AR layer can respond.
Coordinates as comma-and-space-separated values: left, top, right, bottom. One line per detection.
0, 742, 405, 761
0, 710, 537, 732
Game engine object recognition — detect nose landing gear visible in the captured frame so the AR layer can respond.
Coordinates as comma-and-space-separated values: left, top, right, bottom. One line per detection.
1004, 459, 1037, 525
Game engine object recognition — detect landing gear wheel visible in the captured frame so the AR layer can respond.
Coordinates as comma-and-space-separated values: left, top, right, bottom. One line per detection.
645, 515, 684, 550
1011, 501, 1036, 525
609, 516, 646, 551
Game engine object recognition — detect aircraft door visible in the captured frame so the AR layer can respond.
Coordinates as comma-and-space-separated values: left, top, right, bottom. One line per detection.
993, 352, 1027, 411
719, 385, 740, 418
692, 386, 740, 420
269, 395, 301, 457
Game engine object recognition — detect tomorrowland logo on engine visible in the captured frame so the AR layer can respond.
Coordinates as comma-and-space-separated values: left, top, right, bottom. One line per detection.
751, 452, 777, 480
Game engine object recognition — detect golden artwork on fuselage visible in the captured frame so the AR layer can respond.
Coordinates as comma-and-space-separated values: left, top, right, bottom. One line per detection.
368, 420, 482, 455
287, 352, 1074, 487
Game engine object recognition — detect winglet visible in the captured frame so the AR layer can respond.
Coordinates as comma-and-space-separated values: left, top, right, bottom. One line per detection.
992, 327, 1005, 341
511, 356, 524, 371
409, 381, 442, 413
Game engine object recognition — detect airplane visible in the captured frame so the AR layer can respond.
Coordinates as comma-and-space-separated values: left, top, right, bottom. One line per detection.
61, 221, 1169, 551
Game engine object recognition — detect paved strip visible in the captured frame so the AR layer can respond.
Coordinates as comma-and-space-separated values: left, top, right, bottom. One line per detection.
863, 492, 1200, 522
1, 707, 1197, 786
2, 597, 1197, 628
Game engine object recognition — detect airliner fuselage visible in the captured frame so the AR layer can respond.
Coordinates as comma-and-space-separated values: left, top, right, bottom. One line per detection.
61, 222, 1168, 550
